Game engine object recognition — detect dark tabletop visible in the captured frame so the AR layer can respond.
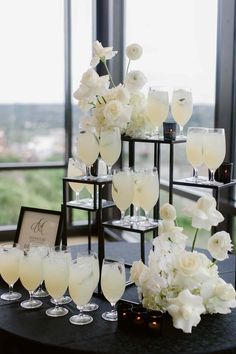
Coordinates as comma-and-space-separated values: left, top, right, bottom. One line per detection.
0, 242, 235, 354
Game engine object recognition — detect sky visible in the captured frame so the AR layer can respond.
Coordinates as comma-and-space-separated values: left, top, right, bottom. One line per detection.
0, 0, 217, 104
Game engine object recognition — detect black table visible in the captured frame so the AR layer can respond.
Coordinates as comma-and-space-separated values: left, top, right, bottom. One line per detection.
0, 242, 236, 354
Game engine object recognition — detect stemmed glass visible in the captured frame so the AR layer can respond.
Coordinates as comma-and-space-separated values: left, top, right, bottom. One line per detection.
146, 86, 169, 138
203, 128, 226, 184
19, 245, 43, 309
67, 157, 86, 203
111, 168, 134, 225
101, 258, 126, 321
186, 127, 207, 183
139, 167, 159, 227
131, 169, 144, 223
69, 257, 94, 325
171, 87, 193, 137
32, 242, 50, 298
99, 127, 121, 177
44, 248, 69, 317
77, 128, 99, 180
0, 243, 22, 301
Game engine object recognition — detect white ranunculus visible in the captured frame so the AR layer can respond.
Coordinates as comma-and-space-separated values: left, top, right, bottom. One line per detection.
167, 289, 205, 333
183, 194, 224, 231
90, 40, 118, 67
80, 68, 100, 87
126, 43, 143, 60
103, 100, 123, 120
130, 260, 146, 285
160, 203, 176, 221
124, 70, 147, 92
208, 231, 233, 261
105, 85, 130, 104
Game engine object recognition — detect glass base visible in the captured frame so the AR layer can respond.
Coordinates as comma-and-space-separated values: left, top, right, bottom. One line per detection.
83, 302, 99, 312
69, 313, 93, 325
34, 288, 49, 298
51, 295, 72, 305
102, 310, 118, 322
46, 306, 68, 317
1, 291, 22, 301
20, 298, 42, 309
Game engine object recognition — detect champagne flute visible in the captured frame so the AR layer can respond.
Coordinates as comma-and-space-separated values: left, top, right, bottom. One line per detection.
0, 243, 22, 301
67, 157, 86, 203
101, 258, 126, 321
171, 87, 193, 137
111, 168, 134, 225
44, 249, 69, 317
99, 127, 121, 177
19, 245, 43, 309
146, 86, 169, 138
139, 167, 159, 227
203, 128, 226, 184
77, 128, 99, 180
186, 127, 207, 183
69, 258, 94, 325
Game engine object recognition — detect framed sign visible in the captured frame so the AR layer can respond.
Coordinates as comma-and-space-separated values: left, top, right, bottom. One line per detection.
14, 206, 63, 247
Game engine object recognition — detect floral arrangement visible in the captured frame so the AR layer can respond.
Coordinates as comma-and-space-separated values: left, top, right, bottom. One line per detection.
73, 41, 151, 137
130, 194, 236, 333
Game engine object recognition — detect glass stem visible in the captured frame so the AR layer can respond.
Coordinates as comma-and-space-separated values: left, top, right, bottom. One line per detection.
210, 169, 215, 182
54, 299, 59, 311
29, 290, 34, 302
107, 165, 112, 176
75, 191, 80, 203
134, 206, 140, 221
193, 168, 198, 182
86, 166, 92, 178
120, 210, 125, 223
9, 284, 13, 295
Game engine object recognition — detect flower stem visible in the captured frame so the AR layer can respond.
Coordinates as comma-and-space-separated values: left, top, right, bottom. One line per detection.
125, 59, 131, 77
102, 59, 116, 87
191, 228, 199, 252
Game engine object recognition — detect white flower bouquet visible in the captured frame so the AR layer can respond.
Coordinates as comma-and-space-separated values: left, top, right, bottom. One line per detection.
130, 194, 236, 333
73, 41, 149, 137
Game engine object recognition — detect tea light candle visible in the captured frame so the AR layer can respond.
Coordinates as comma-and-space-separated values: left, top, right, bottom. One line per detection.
163, 122, 177, 141
117, 303, 133, 328
215, 162, 233, 184
147, 311, 163, 335
131, 306, 147, 330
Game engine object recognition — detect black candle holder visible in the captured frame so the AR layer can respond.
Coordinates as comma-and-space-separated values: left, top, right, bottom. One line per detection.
163, 122, 177, 141
215, 162, 233, 184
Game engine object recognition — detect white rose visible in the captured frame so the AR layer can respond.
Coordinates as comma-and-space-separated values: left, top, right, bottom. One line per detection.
208, 231, 233, 261
130, 260, 146, 285
183, 194, 224, 231
81, 68, 99, 87
175, 250, 201, 277
124, 70, 147, 92
105, 85, 130, 104
126, 43, 143, 60
103, 100, 123, 120
160, 203, 176, 221
167, 289, 205, 333
90, 40, 118, 67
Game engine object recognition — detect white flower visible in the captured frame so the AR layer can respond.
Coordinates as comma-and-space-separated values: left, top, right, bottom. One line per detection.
167, 289, 205, 333
130, 260, 146, 285
208, 231, 233, 261
175, 250, 202, 277
79, 116, 93, 130
183, 194, 224, 231
201, 278, 236, 314
129, 92, 146, 115
103, 100, 123, 120
124, 70, 147, 92
105, 84, 130, 104
157, 220, 187, 249
126, 43, 143, 60
160, 203, 176, 221
90, 40, 118, 67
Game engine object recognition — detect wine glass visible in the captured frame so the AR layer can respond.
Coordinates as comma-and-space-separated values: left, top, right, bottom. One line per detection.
203, 128, 226, 184
77, 128, 99, 180
44, 248, 69, 317
67, 157, 86, 203
139, 167, 159, 227
19, 245, 43, 309
171, 87, 193, 137
80, 251, 100, 312
31, 242, 50, 298
99, 127, 121, 177
111, 168, 134, 225
146, 86, 169, 138
131, 169, 144, 223
0, 243, 22, 301
101, 258, 126, 321
69, 258, 94, 325
186, 127, 207, 183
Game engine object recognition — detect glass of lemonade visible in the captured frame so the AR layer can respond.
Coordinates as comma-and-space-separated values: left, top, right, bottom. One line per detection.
101, 258, 126, 322
19, 245, 43, 309
146, 86, 169, 138
186, 127, 207, 183
203, 128, 226, 184
0, 243, 22, 301
32, 243, 50, 298
67, 157, 86, 203
171, 87, 193, 137
44, 248, 69, 317
99, 127, 121, 177
77, 128, 99, 180
111, 168, 134, 225
69, 257, 94, 325
139, 167, 160, 227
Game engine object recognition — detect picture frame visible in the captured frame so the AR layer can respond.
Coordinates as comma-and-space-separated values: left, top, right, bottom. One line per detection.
14, 206, 63, 247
